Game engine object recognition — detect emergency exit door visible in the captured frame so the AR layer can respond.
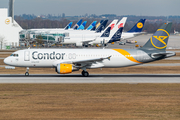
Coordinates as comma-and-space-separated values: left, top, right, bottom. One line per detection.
24, 51, 30, 61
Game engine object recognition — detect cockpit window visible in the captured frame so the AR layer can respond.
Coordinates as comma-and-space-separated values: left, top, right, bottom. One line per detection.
10, 54, 19, 57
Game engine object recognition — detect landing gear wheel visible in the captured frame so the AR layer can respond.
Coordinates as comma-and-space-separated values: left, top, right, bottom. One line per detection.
25, 72, 29, 76
25, 67, 29, 76
82, 70, 89, 77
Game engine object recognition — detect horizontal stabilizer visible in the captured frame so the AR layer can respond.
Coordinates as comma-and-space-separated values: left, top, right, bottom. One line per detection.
151, 51, 176, 58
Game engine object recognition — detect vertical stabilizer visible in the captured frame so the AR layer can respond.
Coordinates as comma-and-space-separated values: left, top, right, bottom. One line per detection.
77, 21, 87, 30
95, 20, 108, 33
140, 23, 172, 51
8, 0, 14, 23
86, 21, 97, 30
91, 20, 104, 31
109, 17, 127, 39
64, 22, 73, 30
127, 19, 146, 33
73, 19, 83, 30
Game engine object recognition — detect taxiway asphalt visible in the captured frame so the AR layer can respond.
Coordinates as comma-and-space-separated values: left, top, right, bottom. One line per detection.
0, 74, 179, 83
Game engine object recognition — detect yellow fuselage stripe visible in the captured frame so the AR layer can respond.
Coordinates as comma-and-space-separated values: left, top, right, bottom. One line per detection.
113, 49, 142, 64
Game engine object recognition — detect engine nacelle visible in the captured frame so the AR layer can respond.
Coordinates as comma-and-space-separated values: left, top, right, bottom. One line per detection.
76, 42, 83, 47
56, 64, 79, 74
57, 64, 73, 74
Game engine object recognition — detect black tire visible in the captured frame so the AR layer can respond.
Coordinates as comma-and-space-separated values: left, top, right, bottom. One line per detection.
25, 72, 29, 76
83, 71, 89, 77
81, 70, 85, 76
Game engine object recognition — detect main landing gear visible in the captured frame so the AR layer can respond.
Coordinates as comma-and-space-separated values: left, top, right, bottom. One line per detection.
25, 67, 29, 76
81, 70, 89, 77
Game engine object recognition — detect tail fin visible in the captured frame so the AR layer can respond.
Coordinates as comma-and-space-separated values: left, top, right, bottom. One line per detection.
100, 27, 111, 37
73, 19, 83, 30
140, 22, 172, 51
127, 19, 146, 32
86, 21, 97, 30
64, 22, 73, 30
95, 20, 108, 33
108, 27, 124, 43
98, 19, 119, 38
108, 17, 127, 42
103, 19, 118, 31
91, 20, 103, 31
77, 21, 87, 30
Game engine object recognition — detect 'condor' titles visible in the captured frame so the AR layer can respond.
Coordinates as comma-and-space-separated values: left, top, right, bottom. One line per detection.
32, 51, 65, 60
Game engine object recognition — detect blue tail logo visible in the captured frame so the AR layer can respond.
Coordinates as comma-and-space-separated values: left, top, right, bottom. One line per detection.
108, 27, 123, 43
100, 27, 111, 37
150, 29, 169, 49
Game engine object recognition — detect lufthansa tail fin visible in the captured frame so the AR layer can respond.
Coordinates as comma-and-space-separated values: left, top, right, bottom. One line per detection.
73, 19, 83, 30
127, 19, 146, 32
108, 27, 124, 43
95, 20, 108, 33
77, 21, 87, 30
64, 22, 73, 30
140, 22, 172, 51
86, 21, 97, 30
100, 27, 111, 37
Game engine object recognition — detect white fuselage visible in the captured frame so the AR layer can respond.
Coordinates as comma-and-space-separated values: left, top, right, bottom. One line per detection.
4, 49, 145, 68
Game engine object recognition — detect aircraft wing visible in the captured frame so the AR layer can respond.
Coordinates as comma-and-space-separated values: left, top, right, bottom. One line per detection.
72, 56, 111, 64
53, 56, 111, 67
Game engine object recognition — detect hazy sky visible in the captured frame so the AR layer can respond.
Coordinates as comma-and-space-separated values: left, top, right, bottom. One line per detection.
0, 0, 180, 16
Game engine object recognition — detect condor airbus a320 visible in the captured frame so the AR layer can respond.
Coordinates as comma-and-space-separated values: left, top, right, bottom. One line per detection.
4, 23, 175, 77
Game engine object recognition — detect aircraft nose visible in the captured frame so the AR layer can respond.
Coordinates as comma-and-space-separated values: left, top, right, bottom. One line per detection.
4, 57, 10, 65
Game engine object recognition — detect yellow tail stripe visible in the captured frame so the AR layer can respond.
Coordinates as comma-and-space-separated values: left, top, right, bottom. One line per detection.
113, 49, 142, 64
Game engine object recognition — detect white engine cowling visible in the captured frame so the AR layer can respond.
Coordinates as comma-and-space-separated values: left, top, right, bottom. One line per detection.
76, 42, 83, 47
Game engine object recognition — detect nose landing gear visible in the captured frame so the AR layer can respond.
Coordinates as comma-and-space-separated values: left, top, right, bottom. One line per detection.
25, 67, 29, 76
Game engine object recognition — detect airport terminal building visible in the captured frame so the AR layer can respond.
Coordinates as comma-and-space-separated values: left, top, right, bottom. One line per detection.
0, 8, 22, 49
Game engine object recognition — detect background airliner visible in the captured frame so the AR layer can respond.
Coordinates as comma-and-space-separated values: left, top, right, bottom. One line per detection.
4, 23, 175, 77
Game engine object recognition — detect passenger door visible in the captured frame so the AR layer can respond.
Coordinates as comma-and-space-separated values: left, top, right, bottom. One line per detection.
24, 51, 30, 61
